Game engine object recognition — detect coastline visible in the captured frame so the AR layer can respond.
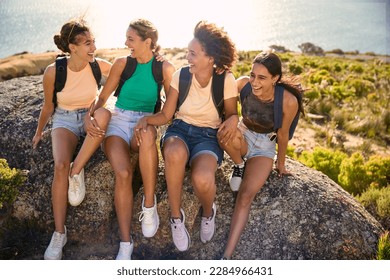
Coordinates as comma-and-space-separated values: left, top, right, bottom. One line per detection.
1, 48, 388, 83
0, 48, 189, 82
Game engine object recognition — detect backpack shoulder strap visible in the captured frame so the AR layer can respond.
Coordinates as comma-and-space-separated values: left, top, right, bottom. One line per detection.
53, 56, 68, 105
152, 56, 164, 113
89, 59, 102, 90
273, 85, 284, 131
211, 70, 225, 118
114, 56, 137, 97
239, 81, 252, 104
177, 66, 192, 111
152, 56, 164, 90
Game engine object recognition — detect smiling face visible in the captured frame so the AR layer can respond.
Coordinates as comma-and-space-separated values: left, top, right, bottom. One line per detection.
125, 27, 150, 58
186, 38, 214, 75
69, 31, 96, 63
249, 62, 279, 98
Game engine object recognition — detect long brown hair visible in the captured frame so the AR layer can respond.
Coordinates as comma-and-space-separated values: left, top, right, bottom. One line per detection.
253, 52, 305, 116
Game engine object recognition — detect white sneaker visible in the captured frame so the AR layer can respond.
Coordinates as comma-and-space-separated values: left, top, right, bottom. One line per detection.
229, 163, 245, 191
200, 203, 217, 243
170, 208, 190, 251
68, 162, 85, 206
44, 226, 67, 260
139, 195, 159, 238
116, 241, 134, 260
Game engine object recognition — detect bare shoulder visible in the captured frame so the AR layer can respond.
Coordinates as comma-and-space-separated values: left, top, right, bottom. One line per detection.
95, 58, 112, 76
236, 76, 250, 92
43, 62, 56, 79
95, 57, 112, 67
113, 56, 128, 66
283, 89, 299, 109
163, 60, 175, 72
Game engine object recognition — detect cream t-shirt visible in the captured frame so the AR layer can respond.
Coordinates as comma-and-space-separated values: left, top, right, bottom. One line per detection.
57, 64, 98, 111
171, 69, 238, 128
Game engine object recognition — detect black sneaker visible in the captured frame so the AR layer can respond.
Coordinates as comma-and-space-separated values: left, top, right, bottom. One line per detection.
229, 163, 245, 191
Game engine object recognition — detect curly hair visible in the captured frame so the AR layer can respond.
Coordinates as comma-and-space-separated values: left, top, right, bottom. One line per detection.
53, 18, 91, 53
129, 18, 161, 54
193, 20, 238, 71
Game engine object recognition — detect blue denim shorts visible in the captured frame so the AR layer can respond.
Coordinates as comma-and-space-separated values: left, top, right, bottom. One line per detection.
105, 107, 152, 145
161, 119, 224, 166
238, 121, 276, 160
51, 107, 88, 139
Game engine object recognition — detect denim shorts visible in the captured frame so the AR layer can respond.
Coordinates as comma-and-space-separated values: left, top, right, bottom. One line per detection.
161, 119, 224, 166
238, 121, 276, 160
105, 107, 152, 145
52, 107, 88, 139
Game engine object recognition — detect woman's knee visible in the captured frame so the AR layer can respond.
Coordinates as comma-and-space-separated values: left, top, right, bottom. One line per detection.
163, 141, 187, 165
192, 171, 215, 194
236, 188, 257, 208
94, 108, 111, 127
114, 166, 134, 181
139, 126, 157, 146
53, 159, 71, 172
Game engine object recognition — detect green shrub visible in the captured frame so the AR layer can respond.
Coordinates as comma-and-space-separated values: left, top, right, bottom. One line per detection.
303, 87, 321, 100
338, 152, 367, 195
0, 159, 26, 209
364, 156, 390, 189
289, 63, 303, 75
349, 63, 364, 74
309, 69, 335, 85
358, 187, 390, 219
299, 147, 347, 183
377, 231, 390, 260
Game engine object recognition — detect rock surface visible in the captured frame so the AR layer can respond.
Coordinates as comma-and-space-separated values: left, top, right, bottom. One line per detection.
0, 75, 384, 260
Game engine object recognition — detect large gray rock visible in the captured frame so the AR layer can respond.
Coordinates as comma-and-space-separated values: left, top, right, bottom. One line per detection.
0, 75, 384, 260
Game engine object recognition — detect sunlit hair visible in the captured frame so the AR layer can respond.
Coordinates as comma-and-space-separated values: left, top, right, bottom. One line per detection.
193, 20, 238, 72
53, 18, 91, 53
129, 18, 161, 54
254, 51, 305, 116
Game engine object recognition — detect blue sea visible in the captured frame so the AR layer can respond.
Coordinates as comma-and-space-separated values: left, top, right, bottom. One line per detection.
0, 0, 388, 59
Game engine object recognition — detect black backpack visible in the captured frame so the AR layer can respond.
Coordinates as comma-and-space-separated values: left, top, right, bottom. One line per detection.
52, 56, 101, 107
177, 66, 226, 118
240, 82, 299, 140
114, 56, 163, 113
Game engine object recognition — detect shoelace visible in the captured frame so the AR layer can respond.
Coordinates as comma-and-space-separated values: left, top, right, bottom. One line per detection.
171, 219, 185, 239
138, 207, 154, 224
69, 176, 79, 194
232, 165, 244, 178
51, 232, 64, 249
201, 217, 213, 233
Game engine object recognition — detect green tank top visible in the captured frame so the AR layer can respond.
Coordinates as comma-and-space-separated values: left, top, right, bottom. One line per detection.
115, 58, 158, 112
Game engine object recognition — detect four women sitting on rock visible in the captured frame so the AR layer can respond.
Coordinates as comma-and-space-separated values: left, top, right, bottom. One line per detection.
33, 17, 303, 260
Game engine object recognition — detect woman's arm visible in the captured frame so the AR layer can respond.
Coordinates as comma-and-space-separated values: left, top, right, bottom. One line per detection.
236, 76, 249, 92
217, 73, 240, 143
32, 64, 56, 149
92, 57, 126, 114
276, 89, 298, 175
96, 58, 113, 82
162, 60, 175, 94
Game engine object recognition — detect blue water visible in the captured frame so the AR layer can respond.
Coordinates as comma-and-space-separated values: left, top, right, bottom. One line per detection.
0, 0, 388, 59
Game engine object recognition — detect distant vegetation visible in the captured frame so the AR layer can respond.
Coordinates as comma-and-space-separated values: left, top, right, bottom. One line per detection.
232, 46, 390, 234
0, 159, 26, 209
